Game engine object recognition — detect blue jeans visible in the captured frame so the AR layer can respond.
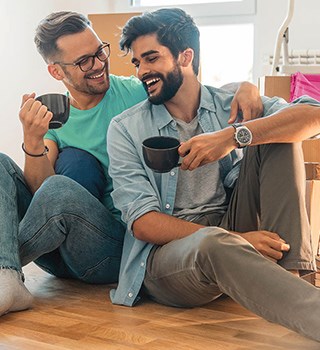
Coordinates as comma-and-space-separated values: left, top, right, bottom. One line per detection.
55, 147, 107, 201
0, 153, 125, 284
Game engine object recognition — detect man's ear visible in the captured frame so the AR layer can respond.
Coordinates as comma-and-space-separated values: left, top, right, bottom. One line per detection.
48, 64, 65, 81
180, 48, 194, 68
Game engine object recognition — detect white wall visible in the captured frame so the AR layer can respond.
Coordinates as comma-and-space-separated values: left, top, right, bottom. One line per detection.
1, 0, 320, 166
108, 0, 320, 82
0, 0, 110, 166
254, 0, 320, 79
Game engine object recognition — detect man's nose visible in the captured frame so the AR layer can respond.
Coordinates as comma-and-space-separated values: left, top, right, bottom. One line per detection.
137, 62, 150, 80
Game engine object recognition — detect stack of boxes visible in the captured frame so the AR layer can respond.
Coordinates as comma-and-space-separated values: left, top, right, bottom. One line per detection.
303, 140, 320, 285
303, 140, 320, 259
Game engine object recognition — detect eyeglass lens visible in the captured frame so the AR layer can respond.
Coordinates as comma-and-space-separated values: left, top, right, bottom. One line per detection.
79, 44, 110, 72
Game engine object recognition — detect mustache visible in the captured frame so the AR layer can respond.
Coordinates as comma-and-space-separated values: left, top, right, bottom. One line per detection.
141, 73, 164, 84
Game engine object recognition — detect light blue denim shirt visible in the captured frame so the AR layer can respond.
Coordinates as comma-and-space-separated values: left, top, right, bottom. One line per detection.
107, 84, 318, 306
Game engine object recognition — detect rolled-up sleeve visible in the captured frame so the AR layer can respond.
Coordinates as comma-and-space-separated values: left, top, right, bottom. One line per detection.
107, 116, 161, 234
262, 95, 320, 117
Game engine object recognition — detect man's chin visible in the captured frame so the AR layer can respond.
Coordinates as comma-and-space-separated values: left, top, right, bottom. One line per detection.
148, 91, 166, 105
87, 81, 110, 95
148, 93, 171, 105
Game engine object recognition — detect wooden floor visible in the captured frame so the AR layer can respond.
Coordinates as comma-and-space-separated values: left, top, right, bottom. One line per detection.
0, 263, 319, 350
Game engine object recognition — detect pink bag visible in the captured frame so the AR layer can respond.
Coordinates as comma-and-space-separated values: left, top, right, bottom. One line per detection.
290, 72, 320, 102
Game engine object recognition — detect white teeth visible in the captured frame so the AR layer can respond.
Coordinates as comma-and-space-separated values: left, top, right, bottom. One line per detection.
89, 72, 104, 79
145, 78, 160, 86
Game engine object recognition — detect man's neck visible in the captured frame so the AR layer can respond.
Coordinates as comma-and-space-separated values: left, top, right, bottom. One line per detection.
164, 79, 201, 123
69, 91, 105, 110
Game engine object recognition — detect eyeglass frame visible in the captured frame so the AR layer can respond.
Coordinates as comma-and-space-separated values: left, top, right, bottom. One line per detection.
53, 42, 111, 72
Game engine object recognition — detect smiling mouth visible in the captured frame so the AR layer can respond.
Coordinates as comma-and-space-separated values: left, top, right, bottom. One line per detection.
143, 77, 160, 93
86, 71, 105, 80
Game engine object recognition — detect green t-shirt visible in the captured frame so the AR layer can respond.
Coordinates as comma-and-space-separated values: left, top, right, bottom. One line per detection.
45, 74, 147, 221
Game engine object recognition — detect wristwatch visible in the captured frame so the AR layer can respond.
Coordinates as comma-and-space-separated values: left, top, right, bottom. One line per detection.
232, 123, 252, 148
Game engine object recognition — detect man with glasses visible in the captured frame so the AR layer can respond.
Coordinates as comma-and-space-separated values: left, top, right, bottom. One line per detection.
0, 11, 262, 316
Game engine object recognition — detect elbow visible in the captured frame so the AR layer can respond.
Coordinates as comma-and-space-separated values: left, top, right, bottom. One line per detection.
132, 219, 148, 241
132, 211, 155, 242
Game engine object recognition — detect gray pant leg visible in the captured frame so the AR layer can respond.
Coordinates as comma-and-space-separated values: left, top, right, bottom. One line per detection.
144, 228, 320, 341
143, 227, 224, 308
221, 142, 315, 272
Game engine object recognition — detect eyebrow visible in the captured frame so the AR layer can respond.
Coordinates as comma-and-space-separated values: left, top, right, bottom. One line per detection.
131, 50, 159, 64
74, 43, 104, 63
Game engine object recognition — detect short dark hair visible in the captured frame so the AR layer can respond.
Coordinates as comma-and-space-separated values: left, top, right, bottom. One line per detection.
120, 8, 200, 75
34, 11, 91, 63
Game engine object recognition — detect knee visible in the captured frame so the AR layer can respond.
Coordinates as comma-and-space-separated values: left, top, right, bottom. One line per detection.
260, 142, 304, 162
190, 228, 227, 262
0, 153, 14, 170
43, 174, 83, 193
0, 153, 20, 180
55, 147, 107, 200
36, 175, 88, 206
192, 227, 251, 264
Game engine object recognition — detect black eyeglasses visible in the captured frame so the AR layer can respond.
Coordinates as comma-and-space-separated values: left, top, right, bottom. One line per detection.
54, 42, 110, 72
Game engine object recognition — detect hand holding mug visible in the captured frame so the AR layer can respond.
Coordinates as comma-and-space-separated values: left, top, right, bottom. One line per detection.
35, 93, 70, 129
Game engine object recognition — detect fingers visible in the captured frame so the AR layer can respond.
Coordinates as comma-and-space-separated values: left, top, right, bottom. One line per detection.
243, 106, 263, 121
20, 93, 36, 108
180, 150, 202, 171
241, 106, 252, 122
251, 103, 263, 119
20, 97, 52, 133
262, 230, 284, 242
228, 99, 238, 124
265, 244, 290, 261
244, 230, 290, 261
266, 256, 278, 263
178, 141, 189, 157
262, 233, 290, 261
178, 141, 201, 171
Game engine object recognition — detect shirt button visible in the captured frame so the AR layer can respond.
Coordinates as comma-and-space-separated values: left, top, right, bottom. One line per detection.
128, 292, 133, 298
170, 171, 175, 176
140, 262, 145, 267
165, 204, 170, 209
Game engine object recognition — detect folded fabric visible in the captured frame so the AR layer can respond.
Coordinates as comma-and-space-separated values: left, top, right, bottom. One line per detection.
290, 72, 320, 102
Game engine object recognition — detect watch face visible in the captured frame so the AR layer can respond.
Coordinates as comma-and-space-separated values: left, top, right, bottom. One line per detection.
237, 128, 251, 143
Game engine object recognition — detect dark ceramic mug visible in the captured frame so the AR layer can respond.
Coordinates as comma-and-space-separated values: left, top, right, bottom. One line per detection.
35, 93, 70, 129
142, 136, 181, 173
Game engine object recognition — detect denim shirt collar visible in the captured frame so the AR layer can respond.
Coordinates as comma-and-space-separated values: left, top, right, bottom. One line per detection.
150, 104, 173, 131
150, 85, 217, 131
198, 84, 217, 114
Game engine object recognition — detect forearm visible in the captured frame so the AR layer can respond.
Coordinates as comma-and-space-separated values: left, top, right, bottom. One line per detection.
246, 104, 320, 145
24, 158, 55, 193
132, 211, 205, 245
23, 139, 56, 193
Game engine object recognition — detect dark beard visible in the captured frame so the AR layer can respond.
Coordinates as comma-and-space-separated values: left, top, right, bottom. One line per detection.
145, 64, 183, 105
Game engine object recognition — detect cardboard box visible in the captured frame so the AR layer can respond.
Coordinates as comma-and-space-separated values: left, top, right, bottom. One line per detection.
259, 76, 320, 162
259, 76, 291, 102
305, 162, 320, 179
305, 180, 320, 256
302, 139, 320, 162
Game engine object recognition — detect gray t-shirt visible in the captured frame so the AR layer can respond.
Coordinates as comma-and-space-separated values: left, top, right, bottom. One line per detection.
173, 116, 228, 224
